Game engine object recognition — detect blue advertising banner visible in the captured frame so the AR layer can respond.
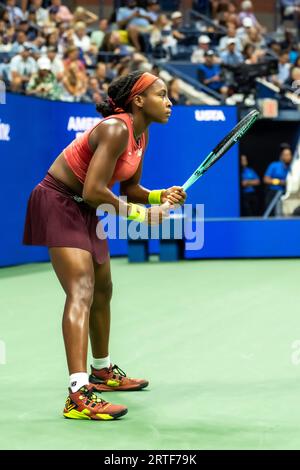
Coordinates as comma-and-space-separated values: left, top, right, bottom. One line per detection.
0, 93, 239, 267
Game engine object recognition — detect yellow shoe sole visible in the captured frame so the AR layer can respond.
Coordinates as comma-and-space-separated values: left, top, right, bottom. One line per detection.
63, 408, 127, 420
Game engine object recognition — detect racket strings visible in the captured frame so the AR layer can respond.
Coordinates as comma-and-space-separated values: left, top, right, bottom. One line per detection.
182, 110, 260, 191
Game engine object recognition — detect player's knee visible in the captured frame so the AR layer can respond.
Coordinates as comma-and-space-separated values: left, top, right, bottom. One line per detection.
69, 274, 95, 308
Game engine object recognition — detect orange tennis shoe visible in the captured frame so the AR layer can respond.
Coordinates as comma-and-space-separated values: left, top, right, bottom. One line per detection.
89, 364, 149, 392
63, 383, 128, 420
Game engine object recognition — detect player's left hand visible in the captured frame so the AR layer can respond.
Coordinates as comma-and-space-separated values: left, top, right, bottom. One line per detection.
161, 186, 187, 205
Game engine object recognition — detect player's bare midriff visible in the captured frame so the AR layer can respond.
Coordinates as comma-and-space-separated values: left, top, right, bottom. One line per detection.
48, 152, 84, 195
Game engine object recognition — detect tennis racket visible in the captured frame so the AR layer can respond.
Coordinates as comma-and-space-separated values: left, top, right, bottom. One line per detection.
181, 109, 260, 192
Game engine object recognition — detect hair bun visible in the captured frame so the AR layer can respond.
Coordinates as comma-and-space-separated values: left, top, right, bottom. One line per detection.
96, 98, 114, 117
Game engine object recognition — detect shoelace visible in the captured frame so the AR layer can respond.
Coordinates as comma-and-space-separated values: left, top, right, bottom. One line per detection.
81, 386, 108, 406
110, 364, 127, 380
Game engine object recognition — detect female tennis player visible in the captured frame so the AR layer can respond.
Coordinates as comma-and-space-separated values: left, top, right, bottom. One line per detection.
23, 70, 186, 421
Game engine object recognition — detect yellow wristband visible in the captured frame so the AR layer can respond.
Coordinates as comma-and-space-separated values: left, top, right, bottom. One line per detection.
127, 203, 147, 223
272, 178, 281, 185
148, 189, 165, 205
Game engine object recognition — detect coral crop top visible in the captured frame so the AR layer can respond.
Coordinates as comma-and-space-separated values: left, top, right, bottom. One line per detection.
63, 113, 146, 188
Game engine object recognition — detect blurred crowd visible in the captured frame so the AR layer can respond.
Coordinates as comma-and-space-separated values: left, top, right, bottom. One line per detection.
191, 0, 300, 99
0, 0, 300, 103
0, 0, 192, 103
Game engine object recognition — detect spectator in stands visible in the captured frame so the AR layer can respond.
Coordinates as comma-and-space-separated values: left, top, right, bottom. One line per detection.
49, 0, 73, 23
197, 50, 228, 95
117, 62, 132, 77
241, 154, 260, 216
123, 51, 150, 72
73, 6, 98, 26
29, 0, 49, 27
94, 62, 110, 93
236, 16, 254, 40
11, 30, 27, 55
46, 46, 64, 80
211, 0, 234, 26
59, 27, 76, 54
9, 44, 38, 92
26, 56, 62, 99
6, 0, 25, 26
100, 31, 132, 56
271, 50, 292, 86
218, 23, 242, 53
73, 21, 91, 53
0, 19, 5, 34
64, 46, 86, 73
264, 143, 292, 211
82, 76, 104, 104
18, 19, 38, 41
145, 0, 160, 22
220, 39, 243, 66
241, 28, 257, 50
242, 26, 266, 50
34, 33, 47, 51
0, 25, 15, 54
292, 55, 300, 71
291, 65, 300, 83
281, 28, 297, 54
61, 61, 87, 101
26, 8, 39, 28
243, 43, 259, 64
269, 40, 282, 58
45, 29, 60, 50
57, 20, 72, 36
285, 61, 300, 89
48, 6, 60, 27
191, 35, 211, 63
116, 0, 140, 30
0, 8, 10, 25
150, 13, 176, 59
23, 39, 42, 57
289, 44, 299, 65
227, 12, 240, 29
280, 0, 300, 22
168, 78, 189, 105
294, 56, 300, 67
210, 0, 227, 18
170, 11, 186, 45
238, 1, 264, 31
116, 0, 154, 52
90, 18, 109, 50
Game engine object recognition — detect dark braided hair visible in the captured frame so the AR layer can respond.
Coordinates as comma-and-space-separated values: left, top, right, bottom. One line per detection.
96, 70, 144, 117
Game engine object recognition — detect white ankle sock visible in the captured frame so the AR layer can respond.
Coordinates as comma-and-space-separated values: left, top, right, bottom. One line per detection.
69, 372, 89, 393
92, 355, 111, 370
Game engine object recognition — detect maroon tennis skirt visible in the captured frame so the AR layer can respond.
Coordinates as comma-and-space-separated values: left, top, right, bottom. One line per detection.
23, 172, 109, 264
